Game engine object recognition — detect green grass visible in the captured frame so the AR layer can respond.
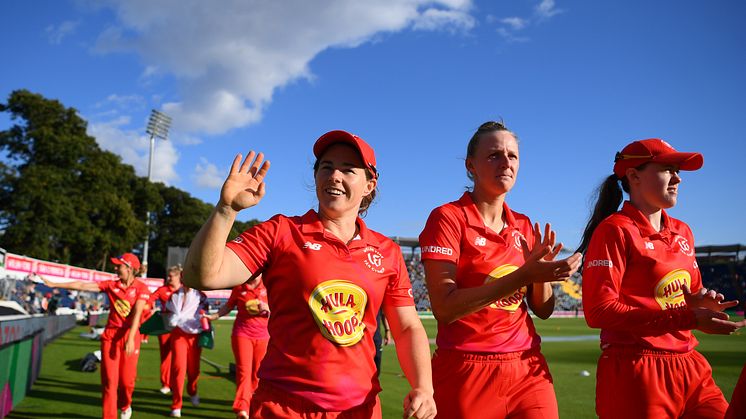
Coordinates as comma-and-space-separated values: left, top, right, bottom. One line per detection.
8, 317, 745, 418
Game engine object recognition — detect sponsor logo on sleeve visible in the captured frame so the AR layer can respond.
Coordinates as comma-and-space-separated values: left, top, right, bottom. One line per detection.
654, 269, 691, 310
113, 299, 132, 318
586, 259, 613, 269
484, 264, 525, 312
363, 247, 384, 274
233, 236, 244, 243
421, 245, 454, 256
308, 280, 368, 346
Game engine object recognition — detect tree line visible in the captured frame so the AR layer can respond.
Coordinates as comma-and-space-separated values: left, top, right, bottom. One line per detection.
0, 90, 257, 278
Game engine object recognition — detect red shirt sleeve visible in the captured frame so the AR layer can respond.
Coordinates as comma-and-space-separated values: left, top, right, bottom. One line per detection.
225, 215, 281, 274
582, 222, 696, 334
225, 286, 239, 310
136, 281, 151, 302
147, 287, 161, 306
97, 280, 112, 293
383, 250, 415, 308
419, 206, 460, 263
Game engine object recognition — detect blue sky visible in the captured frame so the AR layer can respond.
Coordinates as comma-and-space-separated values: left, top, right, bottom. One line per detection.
1, 0, 745, 247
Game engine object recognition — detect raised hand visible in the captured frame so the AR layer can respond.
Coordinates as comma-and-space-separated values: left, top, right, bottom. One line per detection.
219, 151, 270, 213
520, 223, 582, 283
683, 285, 739, 312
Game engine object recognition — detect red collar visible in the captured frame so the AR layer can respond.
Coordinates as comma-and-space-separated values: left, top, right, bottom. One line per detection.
458, 192, 518, 234
620, 201, 679, 238
299, 209, 381, 248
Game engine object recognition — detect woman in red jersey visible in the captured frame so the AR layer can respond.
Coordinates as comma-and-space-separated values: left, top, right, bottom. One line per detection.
578, 138, 745, 418
41, 253, 150, 419
205, 275, 269, 419
419, 121, 582, 419
183, 130, 436, 419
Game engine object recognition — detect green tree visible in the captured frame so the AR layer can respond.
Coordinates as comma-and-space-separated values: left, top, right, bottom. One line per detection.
0, 90, 145, 268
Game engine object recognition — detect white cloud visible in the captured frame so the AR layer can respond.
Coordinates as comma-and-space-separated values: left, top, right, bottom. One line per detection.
95, 94, 146, 110
88, 116, 180, 184
535, 0, 563, 21
45, 20, 79, 45
193, 158, 225, 189
494, 0, 562, 42
500, 17, 527, 31
92, 0, 474, 135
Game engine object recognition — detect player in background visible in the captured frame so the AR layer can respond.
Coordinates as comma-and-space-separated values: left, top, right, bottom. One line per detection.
419, 121, 582, 419
41, 253, 150, 419
578, 138, 746, 418
204, 275, 269, 419
182, 130, 436, 419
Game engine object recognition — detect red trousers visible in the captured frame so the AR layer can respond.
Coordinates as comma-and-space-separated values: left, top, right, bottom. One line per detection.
250, 381, 381, 419
725, 362, 746, 419
432, 347, 558, 419
100, 327, 141, 419
170, 328, 202, 409
158, 332, 172, 388
232, 335, 268, 413
596, 347, 728, 418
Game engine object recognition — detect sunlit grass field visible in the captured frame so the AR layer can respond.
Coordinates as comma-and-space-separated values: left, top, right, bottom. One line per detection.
8, 317, 745, 418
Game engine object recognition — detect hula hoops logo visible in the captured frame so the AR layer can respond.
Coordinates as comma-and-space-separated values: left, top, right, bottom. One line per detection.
484, 264, 525, 311
113, 299, 132, 317
654, 269, 691, 310
245, 299, 261, 315
308, 280, 368, 346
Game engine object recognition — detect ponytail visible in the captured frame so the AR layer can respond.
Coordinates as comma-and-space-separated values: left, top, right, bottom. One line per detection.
577, 175, 627, 255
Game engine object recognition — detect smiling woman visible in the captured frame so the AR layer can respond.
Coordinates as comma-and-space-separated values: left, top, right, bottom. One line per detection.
182, 130, 436, 419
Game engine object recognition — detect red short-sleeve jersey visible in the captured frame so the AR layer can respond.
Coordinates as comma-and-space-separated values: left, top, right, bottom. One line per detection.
98, 279, 151, 329
582, 201, 700, 352
226, 210, 414, 411
419, 192, 540, 353
149, 285, 177, 313
227, 281, 270, 339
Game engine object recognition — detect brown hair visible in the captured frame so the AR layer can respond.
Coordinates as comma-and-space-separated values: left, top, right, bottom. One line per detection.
466, 120, 518, 181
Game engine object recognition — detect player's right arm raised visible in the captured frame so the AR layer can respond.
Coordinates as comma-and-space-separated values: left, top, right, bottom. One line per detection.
183, 151, 270, 290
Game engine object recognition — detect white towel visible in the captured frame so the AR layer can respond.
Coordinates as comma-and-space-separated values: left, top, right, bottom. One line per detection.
165, 288, 204, 334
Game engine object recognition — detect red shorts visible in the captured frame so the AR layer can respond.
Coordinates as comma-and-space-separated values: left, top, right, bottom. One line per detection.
432, 347, 558, 419
249, 381, 381, 419
596, 346, 728, 419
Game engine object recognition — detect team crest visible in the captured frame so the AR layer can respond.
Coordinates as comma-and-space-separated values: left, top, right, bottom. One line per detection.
308, 280, 368, 346
363, 247, 384, 274
674, 236, 694, 257
654, 269, 691, 310
511, 231, 525, 251
484, 264, 525, 312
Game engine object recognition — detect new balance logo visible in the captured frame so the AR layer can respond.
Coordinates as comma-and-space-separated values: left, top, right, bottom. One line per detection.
645, 242, 655, 250
303, 241, 322, 251
475, 236, 487, 246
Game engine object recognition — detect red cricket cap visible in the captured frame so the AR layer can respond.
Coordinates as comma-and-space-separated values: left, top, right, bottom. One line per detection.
313, 130, 378, 178
110, 253, 141, 270
613, 138, 703, 179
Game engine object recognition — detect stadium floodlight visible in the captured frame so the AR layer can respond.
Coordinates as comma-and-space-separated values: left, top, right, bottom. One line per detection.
142, 109, 172, 277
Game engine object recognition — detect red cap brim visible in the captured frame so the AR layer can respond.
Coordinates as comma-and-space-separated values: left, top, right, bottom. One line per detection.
652, 152, 703, 171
